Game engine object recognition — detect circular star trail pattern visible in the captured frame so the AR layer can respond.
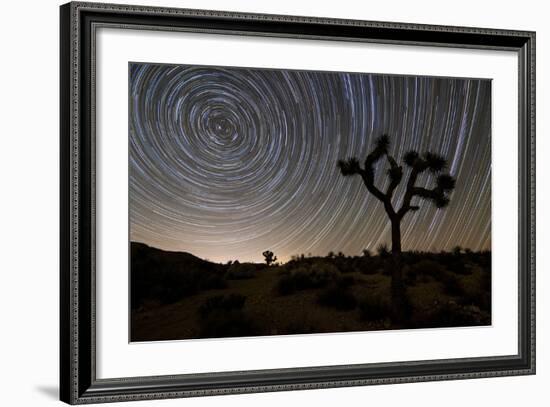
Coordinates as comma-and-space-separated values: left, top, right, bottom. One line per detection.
130, 63, 491, 263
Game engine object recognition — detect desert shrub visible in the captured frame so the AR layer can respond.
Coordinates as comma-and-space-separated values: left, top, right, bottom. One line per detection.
381, 259, 394, 276
377, 243, 390, 258
335, 275, 356, 288
393, 289, 414, 322
276, 263, 339, 295
439, 272, 464, 296
199, 310, 259, 338
411, 259, 444, 277
480, 267, 491, 291
459, 291, 491, 311
358, 294, 391, 321
361, 256, 384, 273
307, 262, 339, 280
276, 274, 297, 295
417, 274, 430, 283
317, 285, 357, 310
198, 294, 246, 318
414, 301, 489, 328
476, 252, 491, 269
403, 266, 417, 285
333, 257, 357, 273
360, 267, 378, 275
152, 266, 203, 305
292, 267, 320, 290
284, 319, 321, 335
458, 268, 491, 310
446, 259, 471, 275
225, 262, 257, 280
200, 273, 227, 290
197, 294, 259, 338
277, 267, 292, 276
431, 302, 470, 326
156, 284, 197, 305
474, 269, 492, 312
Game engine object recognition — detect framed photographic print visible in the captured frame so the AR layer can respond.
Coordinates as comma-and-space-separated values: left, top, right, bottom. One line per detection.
60, 1, 535, 404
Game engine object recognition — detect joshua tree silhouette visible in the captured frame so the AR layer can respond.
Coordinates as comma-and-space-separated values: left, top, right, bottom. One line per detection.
262, 250, 277, 266
337, 134, 456, 321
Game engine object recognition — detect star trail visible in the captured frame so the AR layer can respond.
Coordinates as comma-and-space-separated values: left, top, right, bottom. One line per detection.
129, 63, 491, 263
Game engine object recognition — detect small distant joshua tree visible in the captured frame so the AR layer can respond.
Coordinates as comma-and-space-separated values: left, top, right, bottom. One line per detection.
377, 243, 390, 258
262, 250, 277, 266
338, 134, 456, 320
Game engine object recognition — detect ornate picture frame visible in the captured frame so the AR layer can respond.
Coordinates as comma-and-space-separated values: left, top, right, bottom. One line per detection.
60, 2, 535, 404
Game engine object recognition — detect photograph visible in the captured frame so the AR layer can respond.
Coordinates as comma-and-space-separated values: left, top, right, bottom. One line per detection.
129, 63, 492, 342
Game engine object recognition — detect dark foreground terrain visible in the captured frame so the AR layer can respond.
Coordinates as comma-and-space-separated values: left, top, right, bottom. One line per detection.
131, 242, 491, 341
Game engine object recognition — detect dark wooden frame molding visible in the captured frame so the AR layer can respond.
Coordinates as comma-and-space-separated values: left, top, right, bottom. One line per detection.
60, 2, 535, 404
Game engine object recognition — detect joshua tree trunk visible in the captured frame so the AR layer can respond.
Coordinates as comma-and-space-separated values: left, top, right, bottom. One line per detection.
391, 218, 401, 254
390, 218, 406, 323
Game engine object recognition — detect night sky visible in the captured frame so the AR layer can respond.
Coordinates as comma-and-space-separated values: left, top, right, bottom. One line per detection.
129, 63, 491, 263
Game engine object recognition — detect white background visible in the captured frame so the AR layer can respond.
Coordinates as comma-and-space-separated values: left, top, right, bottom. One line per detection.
0, 0, 547, 406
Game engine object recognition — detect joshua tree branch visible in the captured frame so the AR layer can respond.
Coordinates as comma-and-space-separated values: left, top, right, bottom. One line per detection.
385, 154, 402, 200
362, 152, 397, 218
411, 186, 451, 208
397, 167, 421, 218
398, 172, 455, 217
338, 135, 402, 217
358, 169, 388, 203
401, 204, 420, 213
337, 158, 388, 204
411, 186, 438, 197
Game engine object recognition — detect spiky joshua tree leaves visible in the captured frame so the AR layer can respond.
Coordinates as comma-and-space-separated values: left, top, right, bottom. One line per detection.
262, 250, 277, 267
337, 134, 456, 321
